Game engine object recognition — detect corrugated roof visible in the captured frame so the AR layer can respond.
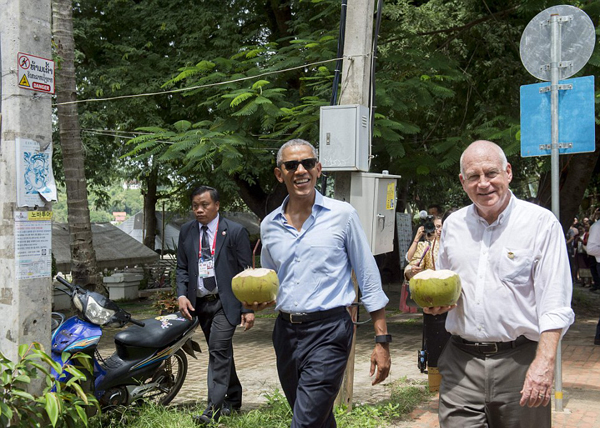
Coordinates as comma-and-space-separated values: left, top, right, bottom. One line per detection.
53, 222, 159, 273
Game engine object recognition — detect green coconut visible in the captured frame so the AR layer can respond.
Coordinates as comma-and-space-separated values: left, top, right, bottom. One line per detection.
409, 269, 461, 308
232, 268, 279, 303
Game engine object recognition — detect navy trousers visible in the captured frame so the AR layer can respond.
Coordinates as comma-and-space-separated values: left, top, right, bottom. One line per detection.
197, 298, 242, 410
272, 310, 353, 428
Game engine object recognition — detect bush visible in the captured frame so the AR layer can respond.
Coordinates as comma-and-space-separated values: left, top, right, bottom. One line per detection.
0, 342, 99, 427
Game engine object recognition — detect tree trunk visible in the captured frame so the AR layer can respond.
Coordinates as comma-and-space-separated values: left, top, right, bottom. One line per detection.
536, 124, 600, 232
234, 174, 287, 219
143, 163, 158, 250
52, 0, 102, 292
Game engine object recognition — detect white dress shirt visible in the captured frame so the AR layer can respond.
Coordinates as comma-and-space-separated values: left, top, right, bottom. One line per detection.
438, 194, 574, 342
197, 214, 219, 296
585, 221, 600, 261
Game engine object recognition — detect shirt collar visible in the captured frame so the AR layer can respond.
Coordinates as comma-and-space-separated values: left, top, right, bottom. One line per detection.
469, 191, 515, 227
199, 214, 219, 234
274, 189, 329, 220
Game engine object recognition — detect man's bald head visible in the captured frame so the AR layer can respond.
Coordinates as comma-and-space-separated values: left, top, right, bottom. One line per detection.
460, 140, 508, 177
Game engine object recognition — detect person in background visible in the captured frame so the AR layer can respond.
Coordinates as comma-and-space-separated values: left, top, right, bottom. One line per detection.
427, 140, 574, 427
566, 220, 580, 285
428, 204, 443, 217
575, 223, 591, 286
176, 186, 254, 426
404, 216, 449, 391
583, 214, 600, 345
406, 206, 444, 263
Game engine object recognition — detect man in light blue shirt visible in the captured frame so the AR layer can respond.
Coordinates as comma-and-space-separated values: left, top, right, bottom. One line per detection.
256, 139, 391, 428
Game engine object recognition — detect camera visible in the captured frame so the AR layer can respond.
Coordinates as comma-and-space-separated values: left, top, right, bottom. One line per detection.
422, 215, 436, 234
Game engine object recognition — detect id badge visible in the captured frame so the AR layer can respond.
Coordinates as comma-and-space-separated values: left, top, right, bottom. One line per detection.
206, 259, 215, 277
198, 260, 210, 278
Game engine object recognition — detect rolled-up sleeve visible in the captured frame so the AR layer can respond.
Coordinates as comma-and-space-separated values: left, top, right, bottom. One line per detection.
534, 220, 575, 337
345, 210, 389, 313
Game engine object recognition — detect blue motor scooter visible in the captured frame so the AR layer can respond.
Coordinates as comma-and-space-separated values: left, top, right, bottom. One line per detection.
51, 276, 201, 407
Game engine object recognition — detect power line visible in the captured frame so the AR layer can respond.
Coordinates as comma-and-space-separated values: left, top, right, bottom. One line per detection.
80, 129, 280, 150
55, 56, 367, 107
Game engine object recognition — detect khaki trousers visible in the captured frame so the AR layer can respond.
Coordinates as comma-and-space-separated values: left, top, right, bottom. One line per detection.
438, 336, 551, 428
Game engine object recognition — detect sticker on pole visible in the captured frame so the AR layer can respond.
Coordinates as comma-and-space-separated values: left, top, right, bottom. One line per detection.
17, 52, 55, 94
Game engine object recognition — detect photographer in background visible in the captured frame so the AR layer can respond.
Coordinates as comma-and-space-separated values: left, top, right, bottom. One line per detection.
404, 215, 448, 391
406, 212, 441, 263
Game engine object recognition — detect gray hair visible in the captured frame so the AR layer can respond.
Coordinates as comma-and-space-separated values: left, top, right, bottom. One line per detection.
459, 140, 508, 176
276, 139, 318, 166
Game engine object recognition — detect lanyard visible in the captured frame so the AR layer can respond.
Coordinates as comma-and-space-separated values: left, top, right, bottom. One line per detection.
199, 219, 218, 260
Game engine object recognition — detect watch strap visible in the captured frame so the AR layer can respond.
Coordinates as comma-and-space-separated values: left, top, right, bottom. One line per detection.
375, 334, 392, 343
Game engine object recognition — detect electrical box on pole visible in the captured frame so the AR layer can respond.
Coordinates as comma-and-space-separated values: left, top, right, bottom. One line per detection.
319, 104, 370, 172
349, 172, 401, 255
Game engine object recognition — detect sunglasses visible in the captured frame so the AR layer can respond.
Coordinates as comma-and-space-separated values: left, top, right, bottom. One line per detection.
279, 157, 318, 172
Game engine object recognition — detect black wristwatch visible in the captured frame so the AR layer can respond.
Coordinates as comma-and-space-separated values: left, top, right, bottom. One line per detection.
375, 334, 392, 343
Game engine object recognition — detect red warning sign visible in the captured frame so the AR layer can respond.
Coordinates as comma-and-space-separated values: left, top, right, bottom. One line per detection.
17, 52, 55, 94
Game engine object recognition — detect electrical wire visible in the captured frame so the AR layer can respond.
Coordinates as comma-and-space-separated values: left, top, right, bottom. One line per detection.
330, 0, 348, 106
369, 0, 384, 170
80, 129, 280, 150
54, 56, 367, 107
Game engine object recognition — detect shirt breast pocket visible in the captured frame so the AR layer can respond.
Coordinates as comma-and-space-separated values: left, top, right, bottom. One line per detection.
497, 248, 533, 285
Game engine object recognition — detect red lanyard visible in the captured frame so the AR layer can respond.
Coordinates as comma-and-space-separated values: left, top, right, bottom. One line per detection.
199, 219, 218, 260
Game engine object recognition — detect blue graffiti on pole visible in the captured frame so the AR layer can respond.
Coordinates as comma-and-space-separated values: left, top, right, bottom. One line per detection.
23, 152, 51, 195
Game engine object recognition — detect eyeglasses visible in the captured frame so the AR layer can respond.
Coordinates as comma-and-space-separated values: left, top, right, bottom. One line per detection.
279, 158, 318, 172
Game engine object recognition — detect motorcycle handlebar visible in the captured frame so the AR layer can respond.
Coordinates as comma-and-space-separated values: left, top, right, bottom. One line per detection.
56, 276, 76, 289
129, 317, 145, 327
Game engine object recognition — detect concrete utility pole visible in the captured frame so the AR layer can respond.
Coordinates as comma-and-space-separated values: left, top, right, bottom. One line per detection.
0, 0, 53, 362
333, 0, 376, 409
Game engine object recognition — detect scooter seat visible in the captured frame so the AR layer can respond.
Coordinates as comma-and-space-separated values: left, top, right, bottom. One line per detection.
114, 312, 198, 349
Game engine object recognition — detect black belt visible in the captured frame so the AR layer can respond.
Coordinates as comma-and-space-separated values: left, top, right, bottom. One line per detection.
198, 293, 219, 302
279, 307, 347, 324
454, 335, 533, 354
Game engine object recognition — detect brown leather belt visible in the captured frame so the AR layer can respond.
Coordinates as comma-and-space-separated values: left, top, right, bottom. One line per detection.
454, 335, 533, 354
279, 307, 347, 324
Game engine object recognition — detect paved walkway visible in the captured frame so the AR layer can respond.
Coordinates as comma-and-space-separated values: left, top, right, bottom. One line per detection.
100, 282, 600, 427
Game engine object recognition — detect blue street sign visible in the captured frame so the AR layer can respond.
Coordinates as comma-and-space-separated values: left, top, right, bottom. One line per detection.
520, 75, 595, 157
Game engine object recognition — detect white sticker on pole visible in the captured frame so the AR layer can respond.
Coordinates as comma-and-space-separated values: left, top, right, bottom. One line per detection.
17, 52, 55, 94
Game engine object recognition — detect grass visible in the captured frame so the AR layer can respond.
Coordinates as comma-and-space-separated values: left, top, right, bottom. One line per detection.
89, 379, 432, 428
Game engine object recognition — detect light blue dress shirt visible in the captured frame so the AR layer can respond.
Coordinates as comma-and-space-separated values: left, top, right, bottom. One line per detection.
260, 190, 389, 313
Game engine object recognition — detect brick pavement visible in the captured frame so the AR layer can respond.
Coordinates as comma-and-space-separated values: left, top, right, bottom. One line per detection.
393, 286, 600, 428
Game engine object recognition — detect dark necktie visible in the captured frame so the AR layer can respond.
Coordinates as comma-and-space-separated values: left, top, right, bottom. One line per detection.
201, 225, 211, 260
201, 225, 216, 291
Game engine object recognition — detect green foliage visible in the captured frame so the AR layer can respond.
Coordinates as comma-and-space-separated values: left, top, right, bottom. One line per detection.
70, 0, 600, 216
0, 342, 99, 428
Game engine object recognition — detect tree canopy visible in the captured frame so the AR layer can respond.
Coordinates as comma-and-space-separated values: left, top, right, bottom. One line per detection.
61, 0, 600, 231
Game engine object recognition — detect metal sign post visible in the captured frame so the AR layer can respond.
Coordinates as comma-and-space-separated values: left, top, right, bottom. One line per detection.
520, 4, 595, 413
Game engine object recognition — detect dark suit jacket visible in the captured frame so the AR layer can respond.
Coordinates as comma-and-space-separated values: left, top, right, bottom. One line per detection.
176, 216, 253, 326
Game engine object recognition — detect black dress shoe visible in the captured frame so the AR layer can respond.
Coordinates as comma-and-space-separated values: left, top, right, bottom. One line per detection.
192, 407, 221, 426
221, 401, 241, 417
192, 414, 213, 426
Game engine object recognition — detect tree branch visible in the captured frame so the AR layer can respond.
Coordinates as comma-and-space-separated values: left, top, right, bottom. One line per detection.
381, 5, 520, 45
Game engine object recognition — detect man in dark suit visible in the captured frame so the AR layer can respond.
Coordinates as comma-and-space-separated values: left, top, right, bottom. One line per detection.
176, 186, 254, 426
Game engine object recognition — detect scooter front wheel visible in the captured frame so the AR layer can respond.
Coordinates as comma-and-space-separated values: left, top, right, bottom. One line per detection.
143, 349, 188, 405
